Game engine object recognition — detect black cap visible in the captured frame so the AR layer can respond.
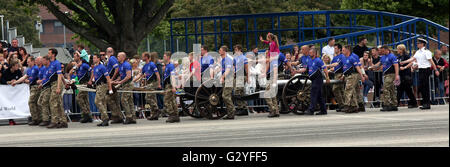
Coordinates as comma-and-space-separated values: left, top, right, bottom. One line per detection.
417, 38, 428, 44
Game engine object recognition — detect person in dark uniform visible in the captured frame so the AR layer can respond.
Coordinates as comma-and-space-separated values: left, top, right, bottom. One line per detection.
395, 44, 417, 108
298, 48, 330, 115
400, 38, 438, 110
370, 47, 383, 107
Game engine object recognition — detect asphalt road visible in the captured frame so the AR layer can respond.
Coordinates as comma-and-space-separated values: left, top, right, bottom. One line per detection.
0, 105, 448, 147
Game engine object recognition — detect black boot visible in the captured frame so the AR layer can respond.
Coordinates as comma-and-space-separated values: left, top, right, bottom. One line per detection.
97, 119, 109, 126
304, 110, 314, 115
110, 116, 124, 124
315, 110, 327, 115
420, 104, 431, 110
123, 117, 137, 124
380, 105, 389, 111
358, 103, 366, 112
336, 105, 344, 112
166, 115, 180, 123
147, 110, 160, 120
408, 104, 418, 108
236, 109, 249, 116
80, 113, 93, 123
391, 106, 398, 111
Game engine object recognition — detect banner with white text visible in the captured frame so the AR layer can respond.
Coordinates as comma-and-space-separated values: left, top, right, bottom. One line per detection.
0, 84, 30, 120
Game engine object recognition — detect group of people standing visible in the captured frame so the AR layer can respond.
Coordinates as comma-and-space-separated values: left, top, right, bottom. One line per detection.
2, 33, 448, 128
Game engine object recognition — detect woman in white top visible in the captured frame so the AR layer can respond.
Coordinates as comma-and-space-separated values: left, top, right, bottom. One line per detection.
130, 58, 143, 111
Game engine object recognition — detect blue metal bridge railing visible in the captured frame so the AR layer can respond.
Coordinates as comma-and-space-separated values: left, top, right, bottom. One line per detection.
170, 9, 448, 54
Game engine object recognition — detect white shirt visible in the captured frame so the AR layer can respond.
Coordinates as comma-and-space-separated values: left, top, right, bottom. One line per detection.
322, 45, 335, 60
414, 47, 432, 68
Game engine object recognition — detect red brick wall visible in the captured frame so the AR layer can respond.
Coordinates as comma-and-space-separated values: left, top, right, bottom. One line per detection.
40, 21, 77, 47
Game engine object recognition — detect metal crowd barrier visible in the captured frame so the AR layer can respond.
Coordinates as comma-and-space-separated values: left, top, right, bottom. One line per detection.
61, 69, 448, 121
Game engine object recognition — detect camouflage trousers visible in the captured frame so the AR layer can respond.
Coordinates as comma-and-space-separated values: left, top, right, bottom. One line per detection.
50, 82, 67, 124
222, 85, 236, 117
37, 87, 51, 122
355, 74, 363, 104
381, 73, 397, 106
95, 84, 110, 121
106, 86, 123, 120
344, 73, 359, 107
120, 82, 136, 119
29, 85, 41, 122
145, 81, 159, 115
233, 78, 247, 110
164, 84, 178, 116
265, 82, 279, 114
332, 73, 345, 106
76, 90, 90, 114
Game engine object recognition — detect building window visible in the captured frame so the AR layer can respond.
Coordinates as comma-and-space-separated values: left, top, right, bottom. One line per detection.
54, 21, 64, 33
54, 21, 63, 27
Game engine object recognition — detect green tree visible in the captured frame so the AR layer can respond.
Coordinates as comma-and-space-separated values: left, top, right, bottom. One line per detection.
24, 0, 175, 58
341, 0, 449, 26
0, 0, 41, 46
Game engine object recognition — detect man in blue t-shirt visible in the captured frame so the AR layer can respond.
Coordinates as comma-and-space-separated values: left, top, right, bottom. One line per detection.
36, 56, 52, 126
12, 57, 42, 125
72, 52, 92, 123
372, 45, 400, 111
340, 45, 365, 113
133, 52, 161, 120
98, 47, 122, 124
298, 48, 330, 115
162, 51, 180, 123
112, 52, 136, 124
232, 45, 249, 115
46, 48, 68, 128
89, 54, 114, 126
328, 44, 345, 112
219, 46, 236, 119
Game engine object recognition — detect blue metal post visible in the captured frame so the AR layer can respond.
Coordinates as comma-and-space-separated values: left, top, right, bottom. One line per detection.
185, 20, 188, 53
426, 23, 429, 48
391, 16, 394, 45
397, 27, 401, 49
380, 15, 384, 45
254, 17, 258, 48
298, 14, 301, 42
301, 15, 305, 42
278, 15, 281, 46
401, 18, 405, 46
375, 15, 379, 46
408, 24, 412, 54
201, 19, 204, 45
326, 14, 330, 37
220, 19, 223, 47
414, 22, 417, 51
350, 14, 354, 46
214, 19, 218, 51
170, 20, 174, 53
229, 19, 232, 49
245, 18, 249, 51
353, 14, 357, 45
194, 20, 198, 44
312, 15, 315, 40
437, 28, 441, 49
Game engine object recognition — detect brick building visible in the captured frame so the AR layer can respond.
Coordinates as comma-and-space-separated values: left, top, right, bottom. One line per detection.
38, 5, 76, 49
